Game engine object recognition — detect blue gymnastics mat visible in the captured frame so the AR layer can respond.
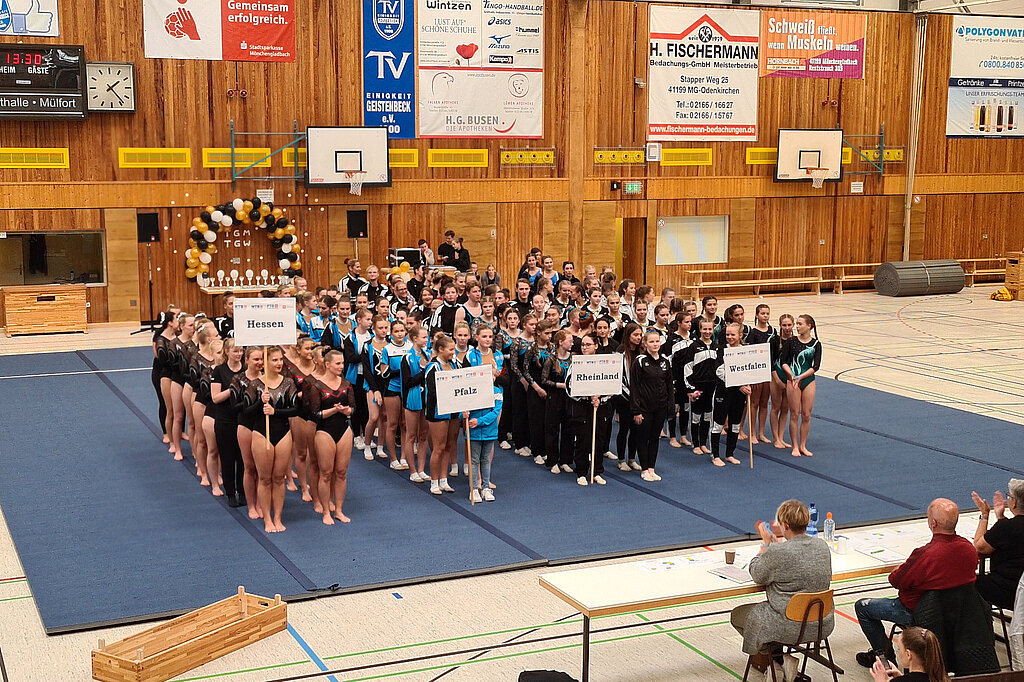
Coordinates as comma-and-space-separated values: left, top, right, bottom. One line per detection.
0, 350, 1021, 633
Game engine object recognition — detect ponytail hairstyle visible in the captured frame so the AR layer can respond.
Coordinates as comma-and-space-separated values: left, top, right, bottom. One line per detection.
701, 295, 718, 313
898, 627, 947, 682
196, 319, 219, 346
432, 332, 454, 357
158, 305, 181, 333
798, 313, 818, 339
755, 303, 770, 316
617, 321, 643, 359
723, 304, 744, 324
553, 328, 572, 348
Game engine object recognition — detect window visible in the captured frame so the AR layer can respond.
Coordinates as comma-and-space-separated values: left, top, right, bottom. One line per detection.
655, 215, 729, 265
0, 232, 106, 287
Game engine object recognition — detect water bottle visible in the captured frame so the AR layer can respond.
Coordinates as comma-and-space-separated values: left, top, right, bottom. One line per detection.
824, 512, 836, 545
807, 503, 818, 537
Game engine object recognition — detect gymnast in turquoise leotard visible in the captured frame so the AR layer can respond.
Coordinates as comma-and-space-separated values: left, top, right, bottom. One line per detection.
780, 314, 822, 458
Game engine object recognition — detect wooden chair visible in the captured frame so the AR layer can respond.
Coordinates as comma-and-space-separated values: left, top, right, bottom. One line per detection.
742, 590, 842, 682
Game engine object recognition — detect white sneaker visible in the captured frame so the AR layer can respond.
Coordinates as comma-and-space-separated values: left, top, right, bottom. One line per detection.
449, 463, 458, 477
533, 455, 545, 465
390, 460, 401, 470
376, 445, 387, 458
550, 465, 560, 474
399, 458, 409, 470
782, 654, 799, 682
560, 464, 573, 473
577, 476, 588, 486
470, 489, 482, 503
499, 440, 512, 450
482, 488, 494, 502
628, 461, 642, 471
515, 447, 528, 456
354, 436, 365, 450
604, 451, 616, 460
430, 481, 442, 495
440, 480, 455, 493
363, 448, 374, 461
617, 461, 630, 471
594, 475, 607, 485
463, 464, 470, 476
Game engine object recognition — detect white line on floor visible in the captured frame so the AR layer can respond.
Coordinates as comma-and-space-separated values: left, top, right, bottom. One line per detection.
0, 368, 150, 380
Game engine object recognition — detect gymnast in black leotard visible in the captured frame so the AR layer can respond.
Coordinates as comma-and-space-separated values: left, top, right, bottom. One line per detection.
234, 347, 265, 520
307, 349, 355, 525
188, 320, 219, 488
153, 305, 180, 455
169, 314, 194, 461
245, 346, 300, 534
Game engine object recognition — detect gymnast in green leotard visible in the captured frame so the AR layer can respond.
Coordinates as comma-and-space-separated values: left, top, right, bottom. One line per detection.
780, 314, 822, 458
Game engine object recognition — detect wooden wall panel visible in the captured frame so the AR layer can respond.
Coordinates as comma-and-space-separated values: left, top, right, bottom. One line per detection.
496, 203, 543, 283
833, 196, 891, 265
445, 204, 497, 276
103, 209, 141, 323
921, 193, 1024, 260
755, 197, 835, 269
582, 202, 617, 271
729, 198, 756, 270
542, 203, 569, 263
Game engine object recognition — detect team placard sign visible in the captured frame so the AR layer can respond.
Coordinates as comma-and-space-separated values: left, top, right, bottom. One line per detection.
723, 343, 771, 388
233, 298, 298, 346
434, 366, 496, 414
569, 354, 623, 398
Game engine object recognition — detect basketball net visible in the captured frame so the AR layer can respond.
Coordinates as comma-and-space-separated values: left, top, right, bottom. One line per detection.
344, 171, 365, 196
808, 168, 828, 189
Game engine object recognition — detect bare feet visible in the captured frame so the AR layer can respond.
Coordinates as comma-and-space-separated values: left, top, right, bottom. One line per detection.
791, 449, 802, 457
693, 447, 703, 455
286, 480, 299, 492
773, 440, 791, 449
333, 512, 351, 523
264, 521, 275, 533
173, 452, 184, 461
249, 507, 262, 520
681, 438, 692, 446
162, 435, 170, 444
757, 433, 770, 443
211, 486, 224, 497
749, 436, 760, 445
313, 502, 324, 515
712, 458, 726, 467
738, 432, 748, 441
725, 456, 741, 465
801, 448, 813, 457
301, 487, 313, 503
167, 444, 175, 454
668, 438, 682, 449
322, 513, 335, 526
182, 433, 190, 441
274, 521, 286, 532
200, 477, 211, 487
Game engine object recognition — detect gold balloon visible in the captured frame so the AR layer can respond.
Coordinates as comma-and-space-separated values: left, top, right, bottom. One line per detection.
273, 228, 285, 239
188, 239, 198, 248
207, 245, 217, 254
284, 225, 296, 235
291, 243, 301, 253
198, 262, 210, 273
192, 217, 203, 227
272, 208, 283, 219
205, 205, 215, 213
400, 261, 410, 272
291, 261, 301, 270
235, 210, 247, 221
185, 267, 198, 278
390, 266, 400, 275
188, 248, 200, 258
186, 257, 199, 268
259, 204, 272, 216
242, 201, 254, 212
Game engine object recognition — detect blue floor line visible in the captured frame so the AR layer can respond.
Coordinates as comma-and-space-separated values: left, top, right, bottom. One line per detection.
76, 351, 163, 439
288, 623, 340, 682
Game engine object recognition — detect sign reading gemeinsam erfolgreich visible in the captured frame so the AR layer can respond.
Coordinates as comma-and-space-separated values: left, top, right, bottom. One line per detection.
233, 298, 297, 346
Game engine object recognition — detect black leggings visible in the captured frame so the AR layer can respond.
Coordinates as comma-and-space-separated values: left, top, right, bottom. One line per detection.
152, 366, 167, 435
215, 419, 244, 497
544, 390, 572, 467
635, 408, 668, 471
614, 395, 638, 461
526, 388, 547, 458
351, 384, 368, 439
712, 386, 746, 460
570, 400, 610, 477
667, 399, 690, 442
689, 381, 716, 448
504, 380, 528, 447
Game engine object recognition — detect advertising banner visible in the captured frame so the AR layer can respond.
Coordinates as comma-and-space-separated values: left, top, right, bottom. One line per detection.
0, 0, 59, 37
723, 343, 771, 388
648, 7, 759, 141
233, 298, 298, 346
760, 10, 866, 79
434, 366, 497, 414
363, 0, 416, 138
946, 16, 1024, 138
143, 0, 295, 62
417, 0, 543, 138
568, 354, 623, 398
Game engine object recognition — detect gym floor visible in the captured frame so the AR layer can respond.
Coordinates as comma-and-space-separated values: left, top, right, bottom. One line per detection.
0, 286, 1020, 682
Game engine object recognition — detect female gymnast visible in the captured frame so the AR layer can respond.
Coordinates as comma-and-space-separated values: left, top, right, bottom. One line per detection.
780, 314, 821, 458
307, 349, 355, 524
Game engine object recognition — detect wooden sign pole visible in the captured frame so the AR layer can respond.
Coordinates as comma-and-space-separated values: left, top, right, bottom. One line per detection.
747, 393, 754, 469
589, 404, 597, 484
465, 415, 475, 505
264, 346, 271, 457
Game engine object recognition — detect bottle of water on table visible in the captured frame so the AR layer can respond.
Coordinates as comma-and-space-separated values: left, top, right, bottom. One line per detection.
824, 512, 835, 546
807, 503, 818, 537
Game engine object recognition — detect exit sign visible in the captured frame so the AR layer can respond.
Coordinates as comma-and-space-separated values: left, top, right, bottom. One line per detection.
623, 180, 643, 195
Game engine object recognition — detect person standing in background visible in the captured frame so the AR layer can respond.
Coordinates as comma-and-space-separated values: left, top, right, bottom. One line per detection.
418, 239, 436, 267
438, 230, 457, 267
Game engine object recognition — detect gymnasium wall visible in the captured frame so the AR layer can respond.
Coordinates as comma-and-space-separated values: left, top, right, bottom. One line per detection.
0, 3, 1021, 322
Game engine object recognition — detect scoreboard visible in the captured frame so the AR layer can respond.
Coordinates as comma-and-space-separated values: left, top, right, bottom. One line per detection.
0, 45, 86, 120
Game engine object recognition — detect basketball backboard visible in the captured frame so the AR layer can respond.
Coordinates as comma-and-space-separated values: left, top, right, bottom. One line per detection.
774, 128, 843, 184
305, 126, 391, 188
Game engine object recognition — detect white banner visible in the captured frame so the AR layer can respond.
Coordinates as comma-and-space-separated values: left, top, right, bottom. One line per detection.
946, 16, 1024, 138
233, 298, 298, 346
417, 0, 543, 138
648, 7, 759, 141
0, 0, 59, 37
723, 343, 771, 388
434, 365, 496, 414
569, 354, 624, 398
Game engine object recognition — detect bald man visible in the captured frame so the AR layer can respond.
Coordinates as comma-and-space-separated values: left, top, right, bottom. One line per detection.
854, 498, 978, 667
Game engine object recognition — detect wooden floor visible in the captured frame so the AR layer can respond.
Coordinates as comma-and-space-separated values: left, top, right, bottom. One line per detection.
0, 286, 1020, 682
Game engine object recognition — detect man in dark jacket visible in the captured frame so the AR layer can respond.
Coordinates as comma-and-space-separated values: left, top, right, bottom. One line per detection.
854, 498, 978, 666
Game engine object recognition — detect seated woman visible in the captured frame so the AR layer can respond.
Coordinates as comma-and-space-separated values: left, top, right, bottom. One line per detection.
971, 478, 1024, 610
870, 626, 947, 682
730, 499, 833, 678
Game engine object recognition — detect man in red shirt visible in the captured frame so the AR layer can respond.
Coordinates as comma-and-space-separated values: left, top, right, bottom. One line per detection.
854, 498, 978, 667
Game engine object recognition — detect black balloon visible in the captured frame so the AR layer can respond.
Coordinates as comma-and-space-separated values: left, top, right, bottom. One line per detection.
197, 239, 208, 250
277, 217, 289, 229
265, 202, 274, 212
272, 239, 283, 248
277, 250, 286, 259
200, 211, 211, 221
190, 229, 202, 240
286, 252, 298, 262
251, 197, 262, 210
282, 234, 295, 244
292, 269, 302, 276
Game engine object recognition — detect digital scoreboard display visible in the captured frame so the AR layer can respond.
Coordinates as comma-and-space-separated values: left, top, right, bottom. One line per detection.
0, 45, 86, 120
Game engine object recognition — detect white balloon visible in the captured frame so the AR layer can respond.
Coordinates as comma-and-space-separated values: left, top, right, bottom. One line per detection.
281, 243, 292, 253
199, 252, 212, 264
232, 198, 244, 211
204, 230, 216, 243
210, 211, 223, 222
279, 259, 290, 270
221, 216, 233, 227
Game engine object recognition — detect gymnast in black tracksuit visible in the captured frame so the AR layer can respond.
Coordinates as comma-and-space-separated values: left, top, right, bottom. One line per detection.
710, 322, 752, 467
629, 330, 674, 482
682, 318, 718, 455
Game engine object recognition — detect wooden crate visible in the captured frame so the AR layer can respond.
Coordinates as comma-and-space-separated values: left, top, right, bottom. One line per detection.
1006, 252, 1022, 287
1, 284, 88, 336
92, 588, 287, 682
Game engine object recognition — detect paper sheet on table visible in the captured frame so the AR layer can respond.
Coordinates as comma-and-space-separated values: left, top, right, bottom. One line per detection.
856, 545, 905, 563
709, 565, 753, 584
639, 558, 687, 571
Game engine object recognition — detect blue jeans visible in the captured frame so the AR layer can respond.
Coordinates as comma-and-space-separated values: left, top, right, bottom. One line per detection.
854, 597, 913, 653
469, 439, 494, 490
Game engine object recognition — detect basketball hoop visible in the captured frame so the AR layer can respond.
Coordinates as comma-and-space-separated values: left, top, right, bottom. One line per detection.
806, 167, 828, 189
344, 171, 365, 196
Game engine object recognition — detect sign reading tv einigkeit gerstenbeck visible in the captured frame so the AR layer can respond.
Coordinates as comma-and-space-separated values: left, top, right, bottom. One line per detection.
0, 45, 86, 120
